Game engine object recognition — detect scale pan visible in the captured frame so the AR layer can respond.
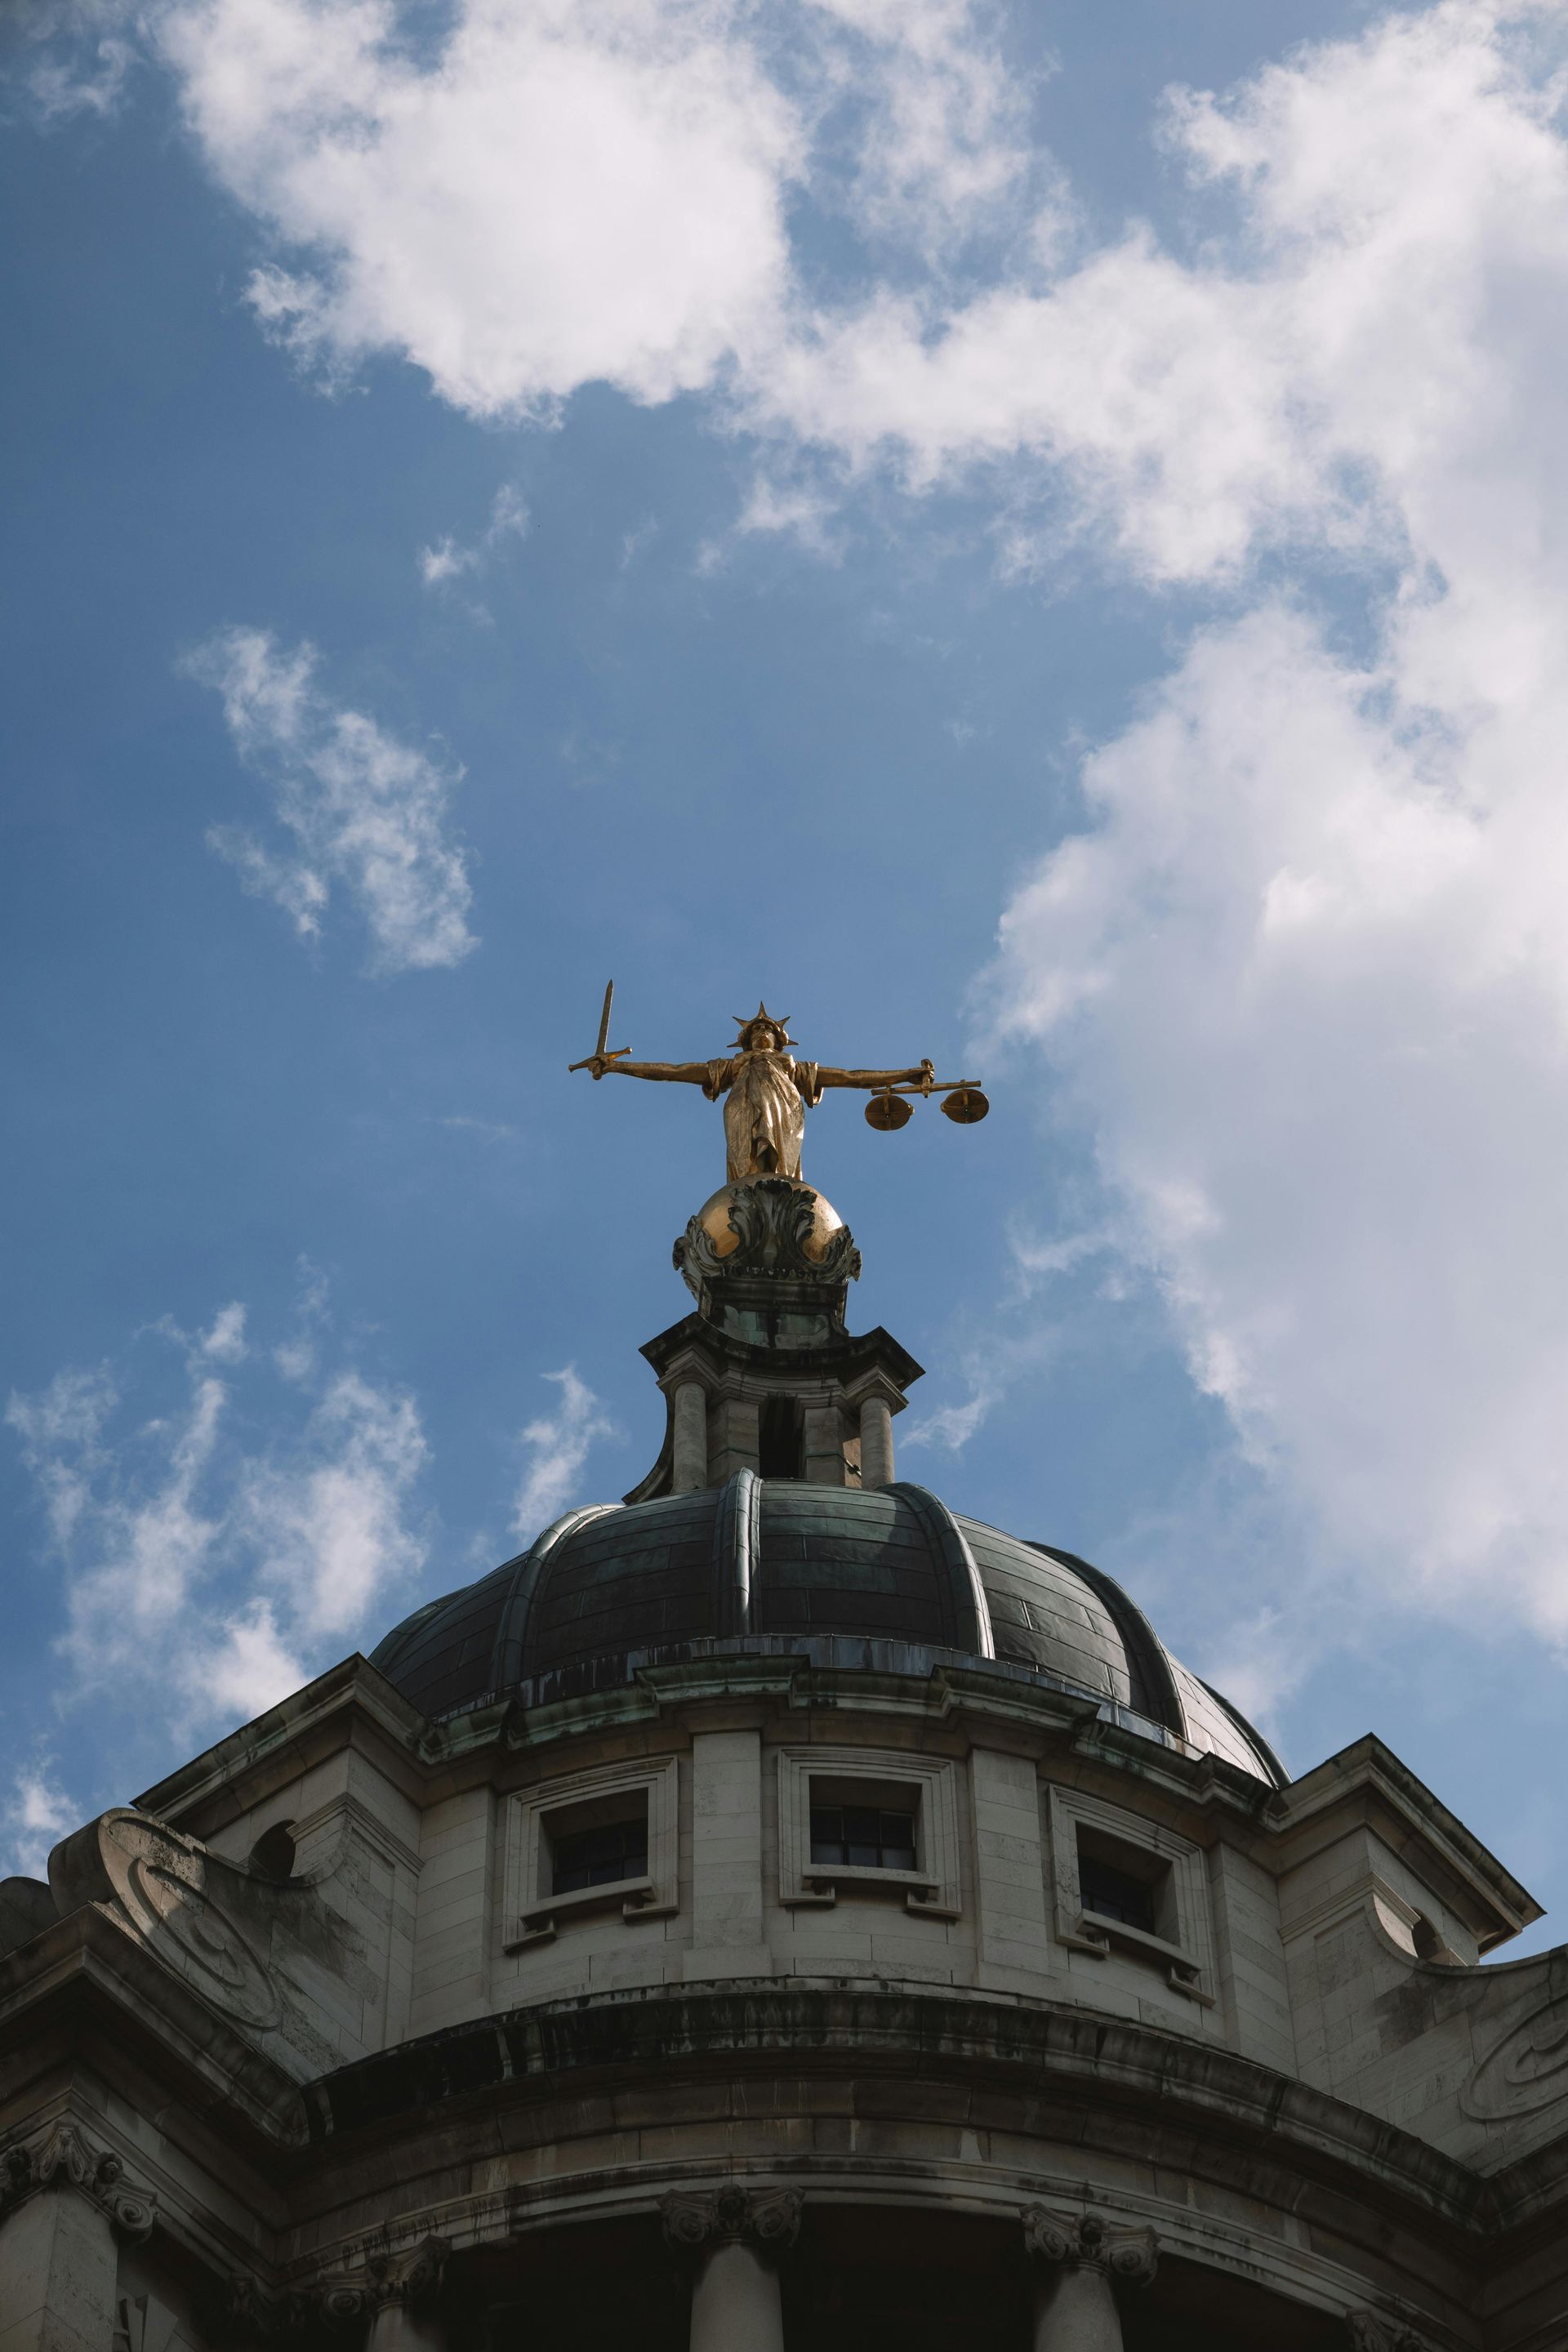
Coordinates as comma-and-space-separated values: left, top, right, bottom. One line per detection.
940, 1086, 990, 1125
866, 1091, 913, 1132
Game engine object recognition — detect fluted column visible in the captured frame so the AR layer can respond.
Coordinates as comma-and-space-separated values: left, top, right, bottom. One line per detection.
672, 1380, 709, 1493
662, 2185, 801, 2352
1022, 2209, 1156, 2352
858, 1394, 894, 1490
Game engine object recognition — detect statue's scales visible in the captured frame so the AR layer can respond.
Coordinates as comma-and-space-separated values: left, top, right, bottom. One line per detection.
570, 982, 987, 1185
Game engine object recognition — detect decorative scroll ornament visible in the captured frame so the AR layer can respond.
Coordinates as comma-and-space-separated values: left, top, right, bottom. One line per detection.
1461, 1994, 1568, 2119
1021, 2207, 1157, 2287
1346, 2313, 1434, 2351
660, 2184, 803, 2256
675, 1178, 862, 1297
85, 1811, 281, 2032
0, 2120, 156, 2243
310, 2236, 452, 2321
208, 2275, 305, 2347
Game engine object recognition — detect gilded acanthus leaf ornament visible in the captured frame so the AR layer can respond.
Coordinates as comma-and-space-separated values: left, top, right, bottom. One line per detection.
569, 987, 987, 1181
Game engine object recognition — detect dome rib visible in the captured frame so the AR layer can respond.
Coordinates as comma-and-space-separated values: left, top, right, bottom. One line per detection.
892, 1484, 995, 1659
711, 1468, 760, 1638
1026, 1541, 1184, 1740
496, 1503, 623, 1690
368, 1482, 1279, 1783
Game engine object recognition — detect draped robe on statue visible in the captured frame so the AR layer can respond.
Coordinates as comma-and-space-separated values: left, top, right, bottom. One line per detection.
704, 1050, 823, 1182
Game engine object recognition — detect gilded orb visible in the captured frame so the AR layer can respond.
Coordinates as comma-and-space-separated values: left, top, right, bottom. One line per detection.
695, 1179, 844, 1265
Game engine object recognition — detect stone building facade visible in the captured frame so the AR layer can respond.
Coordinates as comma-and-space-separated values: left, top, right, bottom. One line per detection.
2, 1174, 1566, 2351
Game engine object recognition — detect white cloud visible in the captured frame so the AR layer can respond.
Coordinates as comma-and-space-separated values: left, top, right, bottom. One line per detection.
419, 482, 530, 588
157, 0, 802, 418
7, 1312, 430, 1734
513, 1367, 615, 1533
238, 1371, 427, 1639
189, 626, 475, 971
803, 0, 1032, 254
201, 1301, 248, 1362
973, 0, 1568, 1666
1, 1767, 78, 1881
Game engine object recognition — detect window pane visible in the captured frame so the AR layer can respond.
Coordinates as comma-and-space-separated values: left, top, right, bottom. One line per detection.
1079, 1853, 1157, 1936
552, 1815, 648, 1895
810, 1805, 846, 1864
809, 1799, 916, 1871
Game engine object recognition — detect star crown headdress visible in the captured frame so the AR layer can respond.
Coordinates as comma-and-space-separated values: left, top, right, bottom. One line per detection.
732, 1002, 797, 1049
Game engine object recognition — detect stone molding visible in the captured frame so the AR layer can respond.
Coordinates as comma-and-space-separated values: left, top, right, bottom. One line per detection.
1021, 2207, 1157, 2288
0, 2118, 156, 2244
1345, 2315, 1433, 2352
661, 2185, 803, 2257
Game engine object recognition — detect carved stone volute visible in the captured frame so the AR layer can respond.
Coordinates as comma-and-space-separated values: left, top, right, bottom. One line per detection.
0, 2119, 156, 2243
1021, 2206, 1158, 2287
310, 2236, 452, 2321
1347, 2315, 1434, 2352
661, 2184, 803, 2256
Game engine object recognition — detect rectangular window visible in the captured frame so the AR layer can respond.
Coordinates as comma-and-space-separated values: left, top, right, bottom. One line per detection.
1073, 1821, 1178, 1949
550, 1813, 649, 1895
1077, 1850, 1157, 1936
809, 1802, 918, 1873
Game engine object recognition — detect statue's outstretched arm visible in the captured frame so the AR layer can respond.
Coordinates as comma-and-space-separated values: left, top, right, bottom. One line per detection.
588, 1057, 710, 1084
814, 1060, 935, 1092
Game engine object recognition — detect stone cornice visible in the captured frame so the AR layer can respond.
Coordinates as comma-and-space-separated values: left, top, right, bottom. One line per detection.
135, 1655, 430, 1836
0, 1901, 307, 2153
300, 1980, 1502, 2239
1268, 1735, 1539, 1947
0, 2118, 156, 2243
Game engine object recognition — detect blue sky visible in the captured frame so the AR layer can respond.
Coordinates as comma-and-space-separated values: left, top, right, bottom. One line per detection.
4, 0, 1567, 1952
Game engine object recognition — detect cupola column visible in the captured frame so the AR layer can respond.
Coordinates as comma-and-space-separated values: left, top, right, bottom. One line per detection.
858, 1392, 895, 1489
662, 2187, 801, 2352
672, 1379, 710, 1492
1022, 2209, 1156, 2352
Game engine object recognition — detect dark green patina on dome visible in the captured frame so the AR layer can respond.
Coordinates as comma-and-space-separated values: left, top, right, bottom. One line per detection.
369, 1474, 1283, 1786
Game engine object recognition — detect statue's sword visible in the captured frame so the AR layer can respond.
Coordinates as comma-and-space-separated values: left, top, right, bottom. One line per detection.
568, 980, 629, 1075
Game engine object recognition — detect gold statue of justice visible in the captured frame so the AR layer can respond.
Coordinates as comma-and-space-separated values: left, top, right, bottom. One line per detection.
570, 984, 988, 1185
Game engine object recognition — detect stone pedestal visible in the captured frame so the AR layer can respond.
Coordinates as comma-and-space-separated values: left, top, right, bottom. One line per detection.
1022, 2208, 1156, 2352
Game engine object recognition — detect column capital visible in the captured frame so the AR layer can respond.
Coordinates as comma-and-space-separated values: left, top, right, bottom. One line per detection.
311, 2235, 452, 2320
661, 2185, 802, 2256
1022, 2207, 1156, 2289
0, 2118, 156, 2244
1347, 2315, 1433, 2352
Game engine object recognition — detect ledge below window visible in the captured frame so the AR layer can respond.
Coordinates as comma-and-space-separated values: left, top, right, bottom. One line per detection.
1063, 1907, 1214, 2004
504, 1875, 678, 1951
786, 1862, 960, 1921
